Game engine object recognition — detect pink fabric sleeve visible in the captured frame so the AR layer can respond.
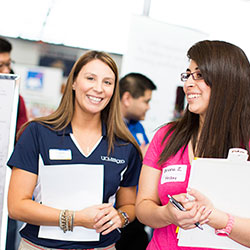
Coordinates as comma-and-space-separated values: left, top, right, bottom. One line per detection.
143, 125, 171, 170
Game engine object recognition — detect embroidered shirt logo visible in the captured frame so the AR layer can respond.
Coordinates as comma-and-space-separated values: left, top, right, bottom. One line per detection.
101, 156, 125, 164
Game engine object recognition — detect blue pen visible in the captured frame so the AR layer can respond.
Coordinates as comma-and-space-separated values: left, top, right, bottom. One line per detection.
167, 194, 203, 230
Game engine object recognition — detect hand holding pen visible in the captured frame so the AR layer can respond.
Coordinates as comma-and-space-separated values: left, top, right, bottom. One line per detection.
167, 194, 203, 230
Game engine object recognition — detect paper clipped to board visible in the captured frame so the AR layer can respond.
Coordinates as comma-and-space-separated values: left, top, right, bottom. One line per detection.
178, 148, 250, 250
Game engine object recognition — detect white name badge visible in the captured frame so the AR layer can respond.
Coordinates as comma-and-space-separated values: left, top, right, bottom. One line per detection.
227, 148, 249, 162
136, 133, 145, 145
161, 165, 187, 184
49, 149, 72, 160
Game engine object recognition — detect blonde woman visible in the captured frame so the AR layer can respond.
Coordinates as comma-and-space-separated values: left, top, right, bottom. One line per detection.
8, 50, 142, 250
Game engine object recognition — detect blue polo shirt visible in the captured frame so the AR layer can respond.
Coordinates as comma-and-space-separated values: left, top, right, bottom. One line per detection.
7, 121, 142, 249
126, 120, 149, 146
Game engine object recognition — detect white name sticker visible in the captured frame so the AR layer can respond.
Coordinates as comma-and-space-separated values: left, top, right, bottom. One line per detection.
161, 165, 187, 184
49, 149, 72, 160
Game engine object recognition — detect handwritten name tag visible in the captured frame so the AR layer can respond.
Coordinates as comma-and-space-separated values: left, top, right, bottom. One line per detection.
49, 149, 72, 160
161, 165, 187, 184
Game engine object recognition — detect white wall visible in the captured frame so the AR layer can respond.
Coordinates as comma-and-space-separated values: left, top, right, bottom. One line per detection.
121, 16, 207, 140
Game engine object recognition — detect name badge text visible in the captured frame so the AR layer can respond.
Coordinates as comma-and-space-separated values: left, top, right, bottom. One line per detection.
161, 165, 187, 184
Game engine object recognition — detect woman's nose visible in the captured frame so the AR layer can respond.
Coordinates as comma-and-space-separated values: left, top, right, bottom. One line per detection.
185, 77, 195, 88
93, 81, 103, 92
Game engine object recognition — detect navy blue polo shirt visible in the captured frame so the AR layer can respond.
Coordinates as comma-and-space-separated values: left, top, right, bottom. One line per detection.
7, 122, 142, 249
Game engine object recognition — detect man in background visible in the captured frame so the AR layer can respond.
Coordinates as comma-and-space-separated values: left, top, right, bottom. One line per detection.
116, 72, 156, 250
119, 72, 157, 157
0, 37, 28, 250
0, 37, 28, 134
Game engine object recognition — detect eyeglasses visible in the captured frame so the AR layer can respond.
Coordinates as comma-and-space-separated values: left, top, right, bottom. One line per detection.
0, 60, 14, 69
180, 71, 203, 82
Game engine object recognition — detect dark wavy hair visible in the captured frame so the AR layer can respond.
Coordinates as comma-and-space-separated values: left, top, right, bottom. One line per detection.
158, 40, 250, 164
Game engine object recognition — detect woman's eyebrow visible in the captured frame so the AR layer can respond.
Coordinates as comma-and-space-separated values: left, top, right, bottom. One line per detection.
186, 67, 199, 72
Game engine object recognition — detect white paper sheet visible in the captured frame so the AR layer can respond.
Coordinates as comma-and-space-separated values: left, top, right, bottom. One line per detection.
38, 164, 104, 241
178, 158, 250, 249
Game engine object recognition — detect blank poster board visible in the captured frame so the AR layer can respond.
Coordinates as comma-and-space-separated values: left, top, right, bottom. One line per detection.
0, 74, 19, 250
121, 15, 208, 140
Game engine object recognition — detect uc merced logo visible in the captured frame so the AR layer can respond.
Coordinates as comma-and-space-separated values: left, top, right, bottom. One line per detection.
101, 156, 125, 164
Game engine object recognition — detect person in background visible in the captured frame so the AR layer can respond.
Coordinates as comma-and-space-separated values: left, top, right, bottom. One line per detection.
0, 37, 28, 135
136, 40, 250, 249
173, 86, 185, 120
0, 36, 28, 250
7, 50, 142, 250
119, 73, 157, 157
116, 73, 156, 250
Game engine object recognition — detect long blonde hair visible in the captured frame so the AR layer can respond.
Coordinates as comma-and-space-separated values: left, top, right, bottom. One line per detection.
18, 50, 142, 157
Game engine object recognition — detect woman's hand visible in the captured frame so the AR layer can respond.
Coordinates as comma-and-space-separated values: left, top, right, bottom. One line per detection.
186, 188, 214, 224
75, 203, 113, 229
166, 192, 211, 230
187, 188, 213, 211
93, 204, 122, 235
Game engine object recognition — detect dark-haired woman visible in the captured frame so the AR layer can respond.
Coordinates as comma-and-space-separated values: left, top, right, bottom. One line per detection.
7, 50, 142, 250
136, 40, 250, 250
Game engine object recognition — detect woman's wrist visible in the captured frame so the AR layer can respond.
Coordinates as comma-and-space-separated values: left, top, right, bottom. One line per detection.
117, 209, 130, 228
73, 210, 86, 227
59, 210, 75, 232
207, 209, 229, 230
156, 203, 173, 227
215, 213, 234, 236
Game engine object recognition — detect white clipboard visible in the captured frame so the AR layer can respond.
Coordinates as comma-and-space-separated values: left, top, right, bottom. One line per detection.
178, 156, 250, 249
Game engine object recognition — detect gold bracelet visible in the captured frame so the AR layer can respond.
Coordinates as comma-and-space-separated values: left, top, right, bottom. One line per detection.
68, 210, 75, 232
70, 211, 75, 232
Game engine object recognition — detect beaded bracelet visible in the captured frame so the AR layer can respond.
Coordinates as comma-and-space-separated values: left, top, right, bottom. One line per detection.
59, 210, 67, 233
59, 210, 75, 233
215, 213, 234, 236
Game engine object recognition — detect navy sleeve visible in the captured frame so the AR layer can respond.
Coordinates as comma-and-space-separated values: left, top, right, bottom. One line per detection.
7, 122, 40, 175
120, 144, 142, 187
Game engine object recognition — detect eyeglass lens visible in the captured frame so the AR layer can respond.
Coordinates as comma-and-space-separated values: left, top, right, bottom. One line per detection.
181, 71, 202, 82
0, 61, 13, 68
